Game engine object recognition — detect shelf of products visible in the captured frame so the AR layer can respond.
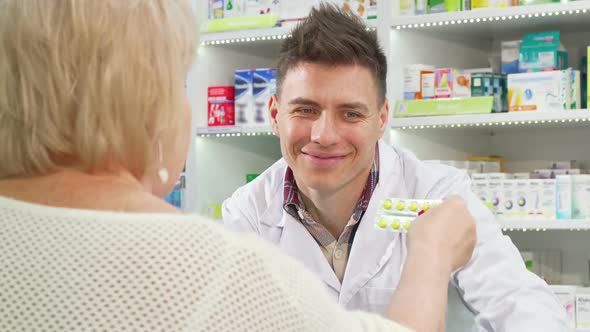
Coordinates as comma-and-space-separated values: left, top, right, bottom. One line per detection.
200, 17, 377, 46
392, 1, 590, 36
390, 109, 590, 130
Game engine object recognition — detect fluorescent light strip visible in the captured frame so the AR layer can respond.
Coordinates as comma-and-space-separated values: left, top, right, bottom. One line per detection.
201, 33, 293, 46
395, 117, 590, 130
393, 7, 588, 30
501, 227, 586, 232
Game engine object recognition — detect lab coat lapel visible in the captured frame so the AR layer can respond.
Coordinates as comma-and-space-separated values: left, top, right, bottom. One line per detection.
277, 213, 342, 293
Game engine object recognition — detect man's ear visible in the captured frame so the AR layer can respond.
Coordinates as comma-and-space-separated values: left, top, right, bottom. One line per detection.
269, 94, 280, 136
378, 99, 389, 133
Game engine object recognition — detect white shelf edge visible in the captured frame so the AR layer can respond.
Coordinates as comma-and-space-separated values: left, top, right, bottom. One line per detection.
498, 219, 590, 231
200, 26, 293, 43
390, 109, 590, 129
196, 125, 274, 137
391, 1, 590, 28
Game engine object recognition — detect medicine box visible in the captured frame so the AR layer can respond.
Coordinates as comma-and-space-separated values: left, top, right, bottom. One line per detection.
207, 86, 235, 126
234, 69, 254, 125
252, 68, 276, 125
508, 70, 571, 112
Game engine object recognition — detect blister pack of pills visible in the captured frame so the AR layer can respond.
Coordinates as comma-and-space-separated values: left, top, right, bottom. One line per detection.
374, 198, 442, 233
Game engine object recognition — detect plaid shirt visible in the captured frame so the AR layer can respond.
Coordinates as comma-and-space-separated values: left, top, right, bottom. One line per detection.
283, 144, 380, 282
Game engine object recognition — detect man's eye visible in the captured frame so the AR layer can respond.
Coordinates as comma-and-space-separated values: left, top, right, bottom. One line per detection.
299, 108, 314, 114
345, 111, 360, 118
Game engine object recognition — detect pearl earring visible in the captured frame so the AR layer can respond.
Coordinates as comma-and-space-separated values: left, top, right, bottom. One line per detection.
157, 141, 169, 184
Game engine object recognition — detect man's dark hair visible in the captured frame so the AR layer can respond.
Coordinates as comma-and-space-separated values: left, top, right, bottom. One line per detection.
276, 3, 387, 105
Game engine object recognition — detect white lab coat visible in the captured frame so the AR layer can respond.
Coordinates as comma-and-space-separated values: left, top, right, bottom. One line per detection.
223, 140, 567, 331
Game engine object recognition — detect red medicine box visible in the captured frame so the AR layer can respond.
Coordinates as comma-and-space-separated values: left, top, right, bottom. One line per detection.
207, 86, 235, 126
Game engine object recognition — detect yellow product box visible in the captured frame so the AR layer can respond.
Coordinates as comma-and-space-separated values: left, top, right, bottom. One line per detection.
472, 0, 517, 8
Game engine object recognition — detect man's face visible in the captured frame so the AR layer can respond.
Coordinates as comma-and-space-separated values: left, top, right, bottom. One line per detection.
271, 62, 388, 195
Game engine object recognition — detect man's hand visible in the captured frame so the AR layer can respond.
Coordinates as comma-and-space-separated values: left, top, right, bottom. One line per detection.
409, 196, 477, 274
385, 196, 476, 332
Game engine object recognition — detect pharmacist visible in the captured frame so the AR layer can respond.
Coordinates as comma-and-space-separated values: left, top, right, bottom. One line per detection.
223, 5, 567, 331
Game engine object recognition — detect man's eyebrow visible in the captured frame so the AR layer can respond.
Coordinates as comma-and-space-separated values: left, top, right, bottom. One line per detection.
337, 102, 369, 113
288, 99, 370, 112
288, 98, 321, 107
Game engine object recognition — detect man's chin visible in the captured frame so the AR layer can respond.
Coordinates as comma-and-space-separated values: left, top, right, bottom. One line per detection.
298, 177, 341, 193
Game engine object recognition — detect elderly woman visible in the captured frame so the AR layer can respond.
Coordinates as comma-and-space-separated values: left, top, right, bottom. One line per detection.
0, 1, 476, 331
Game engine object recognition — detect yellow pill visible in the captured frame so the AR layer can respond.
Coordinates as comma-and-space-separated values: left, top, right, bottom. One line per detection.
382, 199, 393, 210
403, 220, 412, 230
422, 202, 431, 211
409, 201, 418, 212
391, 220, 401, 230
396, 201, 405, 211
377, 219, 388, 229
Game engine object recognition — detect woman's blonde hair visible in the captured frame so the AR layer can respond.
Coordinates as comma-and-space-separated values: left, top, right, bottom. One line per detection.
0, 0, 198, 178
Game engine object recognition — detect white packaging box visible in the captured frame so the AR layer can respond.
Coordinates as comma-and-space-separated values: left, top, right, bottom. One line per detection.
403, 64, 435, 100
550, 285, 577, 329
472, 180, 491, 209
488, 179, 503, 215
234, 69, 254, 125
577, 288, 590, 330
538, 179, 557, 219
469, 161, 486, 173
571, 70, 581, 109
453, 71, 471, 98
500, 180, 516, 219
483, 161, 502, 173
528, 179, 542, 219
515, 179, 533, 219
466, 161, 481, 174
501, 40, 521, 74
252, 68, 276, 125
508, 69, 571, 112
556, 175, 573, 219
421, 73, 435, 99
572, 175, 590, 219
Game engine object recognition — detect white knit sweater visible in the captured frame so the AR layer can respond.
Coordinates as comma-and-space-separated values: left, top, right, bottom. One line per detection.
0, 196, 411, 332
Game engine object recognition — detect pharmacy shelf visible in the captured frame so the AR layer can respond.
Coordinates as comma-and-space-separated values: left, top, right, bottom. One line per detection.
196, 125, 274, 137
390, 109, 590, 131
201, 19, 377, 46
499, 219, 590, 231
391, 1, 590, 37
